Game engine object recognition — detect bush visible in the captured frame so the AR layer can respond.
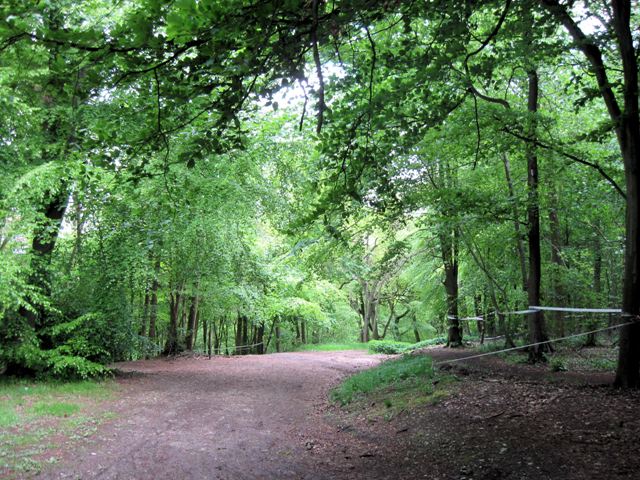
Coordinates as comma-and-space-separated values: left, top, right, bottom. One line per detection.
549, 357, 568, 372
368, 340, 412, 354
409, 336, 448, 349
1, 313, 111, 380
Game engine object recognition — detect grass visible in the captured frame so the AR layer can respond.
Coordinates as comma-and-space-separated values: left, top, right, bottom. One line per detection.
294, 336, 473, 355
331, 354, 456, 419
367, 336, 482, 355
294, 342, 369, 351
29, 401, 81, 417
0, 379, 116, 478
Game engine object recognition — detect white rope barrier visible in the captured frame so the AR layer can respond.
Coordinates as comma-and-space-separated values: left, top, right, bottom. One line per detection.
529, 306, 622, 314
448, 315, 485, 321
434, 321, 636, 367
502, 309, 538, 315
448, 305, 626, 321
217, 342, 264, 352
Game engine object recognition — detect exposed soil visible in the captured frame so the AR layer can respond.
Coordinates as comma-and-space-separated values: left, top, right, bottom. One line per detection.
35, 348, 640, 480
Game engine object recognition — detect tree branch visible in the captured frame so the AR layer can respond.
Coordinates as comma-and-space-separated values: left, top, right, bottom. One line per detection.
311, 0, 326, 134
539, 0, 622, 127
502, 126, 626, 199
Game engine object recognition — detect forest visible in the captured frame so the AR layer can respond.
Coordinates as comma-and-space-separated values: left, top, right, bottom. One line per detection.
1, 0, 639, 387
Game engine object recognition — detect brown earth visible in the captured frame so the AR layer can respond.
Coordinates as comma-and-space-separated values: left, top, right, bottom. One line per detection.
36, 348, 640, 480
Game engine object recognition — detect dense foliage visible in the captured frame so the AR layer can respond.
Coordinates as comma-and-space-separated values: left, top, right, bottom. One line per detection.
1, 1, 638, 385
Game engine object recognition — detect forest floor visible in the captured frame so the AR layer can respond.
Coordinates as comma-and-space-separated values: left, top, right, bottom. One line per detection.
15, 348, 640, 480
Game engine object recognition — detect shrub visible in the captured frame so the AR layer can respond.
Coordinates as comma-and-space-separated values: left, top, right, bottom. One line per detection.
549, 357, 568, 372
1, 313, 111, 380
368, 340, 412, 354
408, 336, 448, 350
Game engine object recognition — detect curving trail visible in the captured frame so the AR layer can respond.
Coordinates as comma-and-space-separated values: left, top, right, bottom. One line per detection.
38, 348, 640, 480
43, 351, 386, 480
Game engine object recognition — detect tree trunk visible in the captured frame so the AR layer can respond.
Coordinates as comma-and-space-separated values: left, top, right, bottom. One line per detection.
275, 321, 281, 353
164, 288, 182, 355
475, 294, 485, 344
207, 319, 212, 359
301, 318, 306, 344
441, 229, 462, 347
235, 314, 243, 352
412, 315, 421, 343
366, 285, 380, 340
360, 287, 371, 342
17, 191, 68, 328
255, 323, 265, 354
525, 69, 551, 362
241, 315, 249, 354
539, 0, 640, 387
611, 0, 640, 387
185, 294, 199, 350
202, 316, 208, 354
213, 319, 221, 355
193, 310, 200, 348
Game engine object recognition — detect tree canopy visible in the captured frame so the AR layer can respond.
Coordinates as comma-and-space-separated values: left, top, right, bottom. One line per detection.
1, 0, 639, 386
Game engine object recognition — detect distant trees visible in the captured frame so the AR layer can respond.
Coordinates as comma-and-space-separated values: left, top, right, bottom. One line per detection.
0, 0, 637, 385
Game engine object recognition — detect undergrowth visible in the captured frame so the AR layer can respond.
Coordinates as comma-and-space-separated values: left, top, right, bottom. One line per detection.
367, 335, 481, 355
294, 343, 368, 352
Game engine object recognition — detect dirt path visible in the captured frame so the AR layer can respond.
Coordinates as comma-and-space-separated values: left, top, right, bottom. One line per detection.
37, 348, 640, 480
41, 351, 386, 480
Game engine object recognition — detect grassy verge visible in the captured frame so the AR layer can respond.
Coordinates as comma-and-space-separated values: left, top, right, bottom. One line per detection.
0, 379, 116, 478
293, 337, 471, 354
331, 354, 456, 420
294, 343, 369, 352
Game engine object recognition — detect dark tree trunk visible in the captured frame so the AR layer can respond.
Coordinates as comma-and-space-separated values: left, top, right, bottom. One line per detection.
611, 1, 640, 387
193, 310, 200, 348
540, 0, 640, 387
255, 323, 265, 354
475, 294, 485, 344
275, 321, 281, 353
179, 295, 187, 330
207, 319, 213, 359
525, 69, 551, 362
441, 229, 462, 347
213, 319, 220, 354
413, 316, 421, 343
202, 317, 208, 354
164, 287, 182, 356
235, 315, 249, 355
185, 295, 199, 350
17, 191, 68, 328
223, 322, 230, 355
301, 319, 307, 344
